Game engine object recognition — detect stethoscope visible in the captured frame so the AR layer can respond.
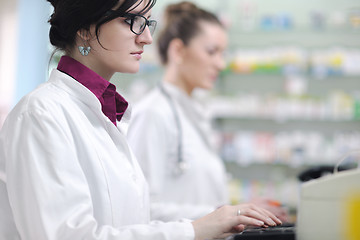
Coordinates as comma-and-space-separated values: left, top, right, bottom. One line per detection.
159, 84, 189, 176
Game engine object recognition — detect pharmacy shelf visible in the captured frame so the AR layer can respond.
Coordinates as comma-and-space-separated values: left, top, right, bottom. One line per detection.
228, 29, 360, 49
212, 116, 360, 135
216, 75, 360, 96
224, 161, 307, 181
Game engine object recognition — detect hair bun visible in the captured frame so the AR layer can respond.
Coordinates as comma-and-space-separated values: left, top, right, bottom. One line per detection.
167, 1, 196, 12
164, 1, 198, 22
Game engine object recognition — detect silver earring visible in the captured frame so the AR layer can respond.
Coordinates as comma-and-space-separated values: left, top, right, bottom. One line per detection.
78, 46, 91, 56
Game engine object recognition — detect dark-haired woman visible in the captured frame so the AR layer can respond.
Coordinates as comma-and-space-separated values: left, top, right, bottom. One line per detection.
128, 1, 288, 223
0, 0, 281, 239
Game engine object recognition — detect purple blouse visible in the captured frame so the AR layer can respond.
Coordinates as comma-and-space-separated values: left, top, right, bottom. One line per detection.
57, 56, 128, 126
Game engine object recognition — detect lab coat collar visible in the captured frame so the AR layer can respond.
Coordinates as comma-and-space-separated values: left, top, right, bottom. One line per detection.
57, 56, 129, 125
48, 69, 132, 135
161, 82, 213, 148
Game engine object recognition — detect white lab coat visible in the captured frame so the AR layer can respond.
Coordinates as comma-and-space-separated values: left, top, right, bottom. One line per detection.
128, 82, 229, 221
0, 69, 194, 240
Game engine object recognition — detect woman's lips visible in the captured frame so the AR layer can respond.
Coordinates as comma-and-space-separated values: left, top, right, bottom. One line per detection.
210, 74, 219, 81
131, 51, 143, 60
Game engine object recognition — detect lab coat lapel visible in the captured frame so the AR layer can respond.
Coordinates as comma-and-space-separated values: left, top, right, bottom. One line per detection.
163, 82, 213, 149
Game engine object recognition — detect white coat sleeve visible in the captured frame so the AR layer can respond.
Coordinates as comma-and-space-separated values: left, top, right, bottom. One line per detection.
128, 107, 216, 221
2, 107, 194, 240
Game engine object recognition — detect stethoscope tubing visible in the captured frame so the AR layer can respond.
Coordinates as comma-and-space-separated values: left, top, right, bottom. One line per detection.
159, 84, 187, 175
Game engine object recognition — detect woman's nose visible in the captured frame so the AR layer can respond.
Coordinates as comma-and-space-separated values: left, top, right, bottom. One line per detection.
136, 26, 153, 45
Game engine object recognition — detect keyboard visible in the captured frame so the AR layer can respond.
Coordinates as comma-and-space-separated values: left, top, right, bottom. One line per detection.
226, 223, 296, 240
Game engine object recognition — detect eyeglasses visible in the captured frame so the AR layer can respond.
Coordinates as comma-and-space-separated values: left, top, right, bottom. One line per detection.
106, 11, 157, 36
124, 13, 157, 35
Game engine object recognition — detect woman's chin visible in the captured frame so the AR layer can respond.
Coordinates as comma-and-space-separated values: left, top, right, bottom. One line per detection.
123, 66, 140, 74
204, 82, 215, 90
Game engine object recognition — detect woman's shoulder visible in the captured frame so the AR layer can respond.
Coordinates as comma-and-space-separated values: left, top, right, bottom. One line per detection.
133, 87, 173, 116
7, 74, 84, 123
11, 83, 60, 114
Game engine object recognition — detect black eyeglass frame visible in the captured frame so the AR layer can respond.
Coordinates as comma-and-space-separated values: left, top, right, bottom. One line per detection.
105, 11, 157, 35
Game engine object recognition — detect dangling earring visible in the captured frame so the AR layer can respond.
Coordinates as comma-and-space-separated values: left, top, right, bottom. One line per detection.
78, 45, 91, 56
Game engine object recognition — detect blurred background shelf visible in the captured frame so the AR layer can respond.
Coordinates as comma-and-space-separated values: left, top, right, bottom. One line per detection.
213, 117, 360, 134
216, 75, 360, 95
228, 29, 360, 48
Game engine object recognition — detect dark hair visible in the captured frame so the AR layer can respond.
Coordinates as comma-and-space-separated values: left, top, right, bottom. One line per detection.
157, 1, 223, 65
47, 0, 156, 53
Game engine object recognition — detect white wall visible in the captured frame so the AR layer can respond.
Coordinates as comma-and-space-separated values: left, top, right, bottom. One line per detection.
0, 0, 18, 127
0, 0, 49, 128
15, 0, 50, 103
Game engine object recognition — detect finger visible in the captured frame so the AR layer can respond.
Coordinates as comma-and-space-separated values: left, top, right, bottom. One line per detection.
239, 208, 277, 227
261, 208, 283, 225
249, 205, 282, 225
232, 224, 245, 232
236, 214, 265, 227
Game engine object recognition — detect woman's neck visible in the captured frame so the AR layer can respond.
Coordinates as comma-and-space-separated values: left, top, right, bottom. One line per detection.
67, 53, 114, 81
163, 66, 193, 96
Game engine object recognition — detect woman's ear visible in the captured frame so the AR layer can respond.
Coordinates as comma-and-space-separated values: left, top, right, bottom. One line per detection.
75, 29, 93, 56
76, 29, 92, 42
168, 38, 185, 65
